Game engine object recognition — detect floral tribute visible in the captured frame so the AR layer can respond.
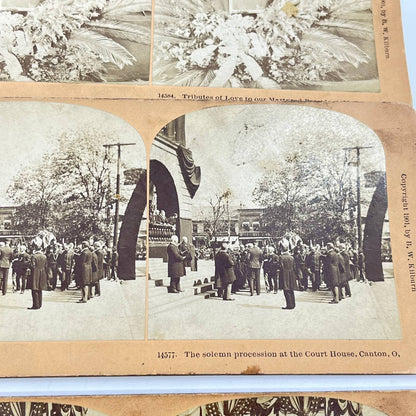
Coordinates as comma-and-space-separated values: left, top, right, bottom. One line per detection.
0, 0, 151, 82
153, 0, 376, 88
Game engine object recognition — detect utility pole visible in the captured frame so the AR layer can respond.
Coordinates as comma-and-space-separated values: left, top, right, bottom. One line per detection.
103, 142, 136, 248
343, 145, 374, 251
227, 197, 231, 244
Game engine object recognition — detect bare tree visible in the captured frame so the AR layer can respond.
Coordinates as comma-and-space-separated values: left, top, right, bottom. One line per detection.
203, 190, 232, 251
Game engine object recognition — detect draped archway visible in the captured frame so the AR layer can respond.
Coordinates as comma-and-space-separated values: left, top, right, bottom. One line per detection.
117, 169, 147, 280
363, 173, 388, 282
150, 159, 180, 219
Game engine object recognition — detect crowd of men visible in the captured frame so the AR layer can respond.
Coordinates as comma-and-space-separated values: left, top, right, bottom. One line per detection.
167, 234, 366, 310
0, 238, 120, 310
213, 239, 366, 308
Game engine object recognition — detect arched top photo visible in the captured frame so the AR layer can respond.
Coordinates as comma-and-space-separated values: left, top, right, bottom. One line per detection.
148, 104, 400, 341
176, 395, 388, 416
0, 0, 152, 83
0, 401, 108, 416
152, 0, 379, 91
0, 101, 147, 342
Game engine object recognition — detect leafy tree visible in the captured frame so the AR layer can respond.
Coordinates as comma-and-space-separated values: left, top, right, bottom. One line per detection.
253, 152, 357, 244
309, 153, 356, 243
8, 129, 117, 242
8, 155, 61, 233
253, 153, 313, 237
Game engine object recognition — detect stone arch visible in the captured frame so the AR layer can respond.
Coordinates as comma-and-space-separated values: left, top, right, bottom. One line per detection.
148, 159, 183, 260
149, 160, 180, 219
117, 169, 147, 280
363, 173, 388, 281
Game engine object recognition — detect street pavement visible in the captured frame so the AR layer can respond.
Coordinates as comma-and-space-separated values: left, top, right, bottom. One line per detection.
148, 261, 401, 340
0, 261, 146, 341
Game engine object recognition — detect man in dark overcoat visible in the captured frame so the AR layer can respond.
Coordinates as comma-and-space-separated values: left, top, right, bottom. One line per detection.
179, 236, 192, 268
92, 241, 104, 296
306, 244, 321, 292
16, 245, 31, 294
167, 235, 186, 293
339, 243, 351, 298
46, 243, 60, 290
28, 244, 48, 310
58, 243, 74, 291
279, 245, 297, 309
294, 241, 308, 291
267, 247, 280, 294
326, 243, 343, 304
90, 246, 98, 300
0, 240, 13, 296
358, 250, 366, 281
214, 242, 236, 301
231, 247, 244, 293
78, 241, 92, 303
110, 246, 119, 281
247, 242, 263, 296
262, 246, 272, 292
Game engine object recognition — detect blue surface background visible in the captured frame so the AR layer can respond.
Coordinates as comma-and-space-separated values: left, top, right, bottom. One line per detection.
402, 0, 415, 104
0, 0, 415, 399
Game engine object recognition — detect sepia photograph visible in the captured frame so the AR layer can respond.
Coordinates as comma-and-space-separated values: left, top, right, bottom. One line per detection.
0, 0, 151, 83
0, 401, 107, 416
152, 0, 379, 91
0, 102, 147, 341
1, 392, 414, 416
148, 104, 400, 340
177, 395, 388, 416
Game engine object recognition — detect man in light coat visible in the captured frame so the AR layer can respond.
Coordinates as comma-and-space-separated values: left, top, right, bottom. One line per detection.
0, 240, 14, 296
247, 242, 263, 295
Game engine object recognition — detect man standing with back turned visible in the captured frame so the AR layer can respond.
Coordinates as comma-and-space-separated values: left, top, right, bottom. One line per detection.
0, 240, 13, 296
247, 241, 263, 296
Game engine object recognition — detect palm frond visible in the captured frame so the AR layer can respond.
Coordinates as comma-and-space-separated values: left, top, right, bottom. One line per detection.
321, 27, 374, 41
316, 18, 375, 40
328, 11, 374, 22
152, 59, 179, 81
330, 0, 372, 14
69, 29, 136, 69
155, 0, 212, 18
97, 13, 150, 22
152, 30, 190, 42
88, 25, 150, 43
152, 59, 215, 86
176, 68, 216, 87
255, 76, 281, 89
301, 28, 370, 68
85, 19, 151, 42
102, 0, 152, 16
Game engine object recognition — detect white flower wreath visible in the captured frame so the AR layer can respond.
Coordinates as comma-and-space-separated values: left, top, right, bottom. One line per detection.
153, 0, 376, 89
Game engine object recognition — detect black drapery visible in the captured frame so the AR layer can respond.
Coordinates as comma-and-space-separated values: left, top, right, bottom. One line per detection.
176, 145, 201, 198
363, 172, 388, 282
117, 168, 147, 280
